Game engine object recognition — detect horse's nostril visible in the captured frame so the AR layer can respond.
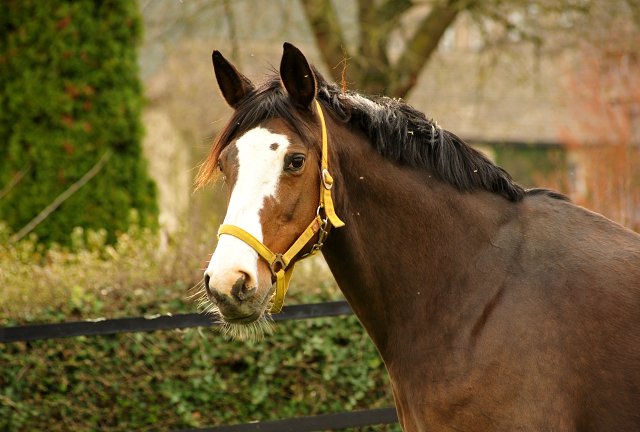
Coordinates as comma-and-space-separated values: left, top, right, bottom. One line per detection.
204, 274, 211, 291
229, 273, 258, 302
231, 275, 246, 301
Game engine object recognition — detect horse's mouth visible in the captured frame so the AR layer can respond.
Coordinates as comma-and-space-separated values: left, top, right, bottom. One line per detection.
223, 310, 263, 324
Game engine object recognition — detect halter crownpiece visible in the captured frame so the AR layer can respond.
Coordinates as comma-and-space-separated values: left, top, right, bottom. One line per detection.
315, 101, 344, 229
217, 101, 344, 314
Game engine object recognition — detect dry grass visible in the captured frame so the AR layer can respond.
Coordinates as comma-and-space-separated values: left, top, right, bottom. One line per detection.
0, 211, 341, 324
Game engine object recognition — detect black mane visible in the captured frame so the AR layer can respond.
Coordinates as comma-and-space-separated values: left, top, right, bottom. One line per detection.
212, 68, 537, 202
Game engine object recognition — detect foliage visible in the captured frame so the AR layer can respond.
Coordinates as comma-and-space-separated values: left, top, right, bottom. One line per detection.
0, 0, 157, 246
0, 221, 398, 431
0, 316, 398, 432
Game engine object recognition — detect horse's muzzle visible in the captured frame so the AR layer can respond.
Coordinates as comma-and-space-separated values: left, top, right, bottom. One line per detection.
205, 273, 261, 321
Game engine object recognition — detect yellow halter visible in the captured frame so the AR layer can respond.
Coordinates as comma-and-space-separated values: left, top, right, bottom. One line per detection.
217, 101, 344, 314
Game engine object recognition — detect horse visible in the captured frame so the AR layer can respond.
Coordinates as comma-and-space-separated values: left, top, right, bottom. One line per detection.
198, 42, 640, 431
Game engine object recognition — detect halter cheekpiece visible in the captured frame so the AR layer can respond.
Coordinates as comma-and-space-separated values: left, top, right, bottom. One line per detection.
217, 101, 345, 314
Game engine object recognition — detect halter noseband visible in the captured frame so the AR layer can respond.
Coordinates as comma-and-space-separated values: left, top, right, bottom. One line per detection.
217, 101, 345, 314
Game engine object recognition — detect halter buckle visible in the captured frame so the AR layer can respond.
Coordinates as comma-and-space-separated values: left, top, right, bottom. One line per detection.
269, 254, 285, 277
322, 169, 333, 190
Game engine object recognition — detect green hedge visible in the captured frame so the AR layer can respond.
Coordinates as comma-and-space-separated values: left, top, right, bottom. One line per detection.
0, 0, 157, 245
0, 310, 399, 431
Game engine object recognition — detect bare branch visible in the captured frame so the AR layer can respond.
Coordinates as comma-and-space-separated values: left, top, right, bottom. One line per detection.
354, 0, 391, 90
222, 0, 240, 66
376, 0, 414, 24
392, 0, 462, 97
626, 0, 640, 27
299, 0, 349, 82
0, 162, 31, 201
358, 0, 377, 60
12, 150, 113, 243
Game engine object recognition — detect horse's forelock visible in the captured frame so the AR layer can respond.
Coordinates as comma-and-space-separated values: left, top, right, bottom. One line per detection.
196, 75, 323, 190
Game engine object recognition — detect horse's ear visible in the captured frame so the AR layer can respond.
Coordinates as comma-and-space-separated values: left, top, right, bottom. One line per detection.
280, 42, 316, 110
212, 50, 254, 109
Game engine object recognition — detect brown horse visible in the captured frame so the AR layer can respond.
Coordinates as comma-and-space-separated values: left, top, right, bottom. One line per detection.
198, 43, 640, 431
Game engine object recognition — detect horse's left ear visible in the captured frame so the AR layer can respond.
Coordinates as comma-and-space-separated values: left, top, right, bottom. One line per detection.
212, 50, 254, 109
280, 42, 316, 110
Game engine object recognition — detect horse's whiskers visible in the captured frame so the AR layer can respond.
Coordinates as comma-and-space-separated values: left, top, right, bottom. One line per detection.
219, 318, 274, 342
187, 279, 207, 301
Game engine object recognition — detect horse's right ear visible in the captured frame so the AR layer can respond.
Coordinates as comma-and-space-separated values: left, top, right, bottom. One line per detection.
212, 50, 254, 109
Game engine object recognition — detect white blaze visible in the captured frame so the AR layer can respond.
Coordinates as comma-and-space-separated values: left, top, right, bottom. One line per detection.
205, 127, 290, 292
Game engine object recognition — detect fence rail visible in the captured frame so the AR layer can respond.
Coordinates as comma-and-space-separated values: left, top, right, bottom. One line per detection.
1, 301, 399, 431
0, 301, 354, 343
176, 408, 399, 432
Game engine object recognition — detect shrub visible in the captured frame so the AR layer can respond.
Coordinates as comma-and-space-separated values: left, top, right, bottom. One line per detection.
0, 211, 213, 321
0, 0, 157, 246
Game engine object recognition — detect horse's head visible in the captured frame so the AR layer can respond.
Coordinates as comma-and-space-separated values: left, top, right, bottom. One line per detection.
200, 43, 342, 338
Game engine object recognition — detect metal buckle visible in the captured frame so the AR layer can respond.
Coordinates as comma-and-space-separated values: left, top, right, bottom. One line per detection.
269, 254, 285, 277
309, 214, 329, 254
322, 169, 333, 190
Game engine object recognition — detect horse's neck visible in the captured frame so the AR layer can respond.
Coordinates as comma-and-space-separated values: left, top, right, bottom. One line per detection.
321, 128, 517, 365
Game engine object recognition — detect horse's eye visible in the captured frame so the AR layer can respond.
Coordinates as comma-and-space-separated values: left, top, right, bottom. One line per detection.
216, 162, 228, 182
286, 155, 306, 171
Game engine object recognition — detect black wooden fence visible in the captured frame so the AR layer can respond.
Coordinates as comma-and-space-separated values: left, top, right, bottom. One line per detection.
1, 301, 399, 432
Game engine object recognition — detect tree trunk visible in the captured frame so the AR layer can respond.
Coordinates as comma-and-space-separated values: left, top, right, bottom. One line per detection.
299, 0, 462, 98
